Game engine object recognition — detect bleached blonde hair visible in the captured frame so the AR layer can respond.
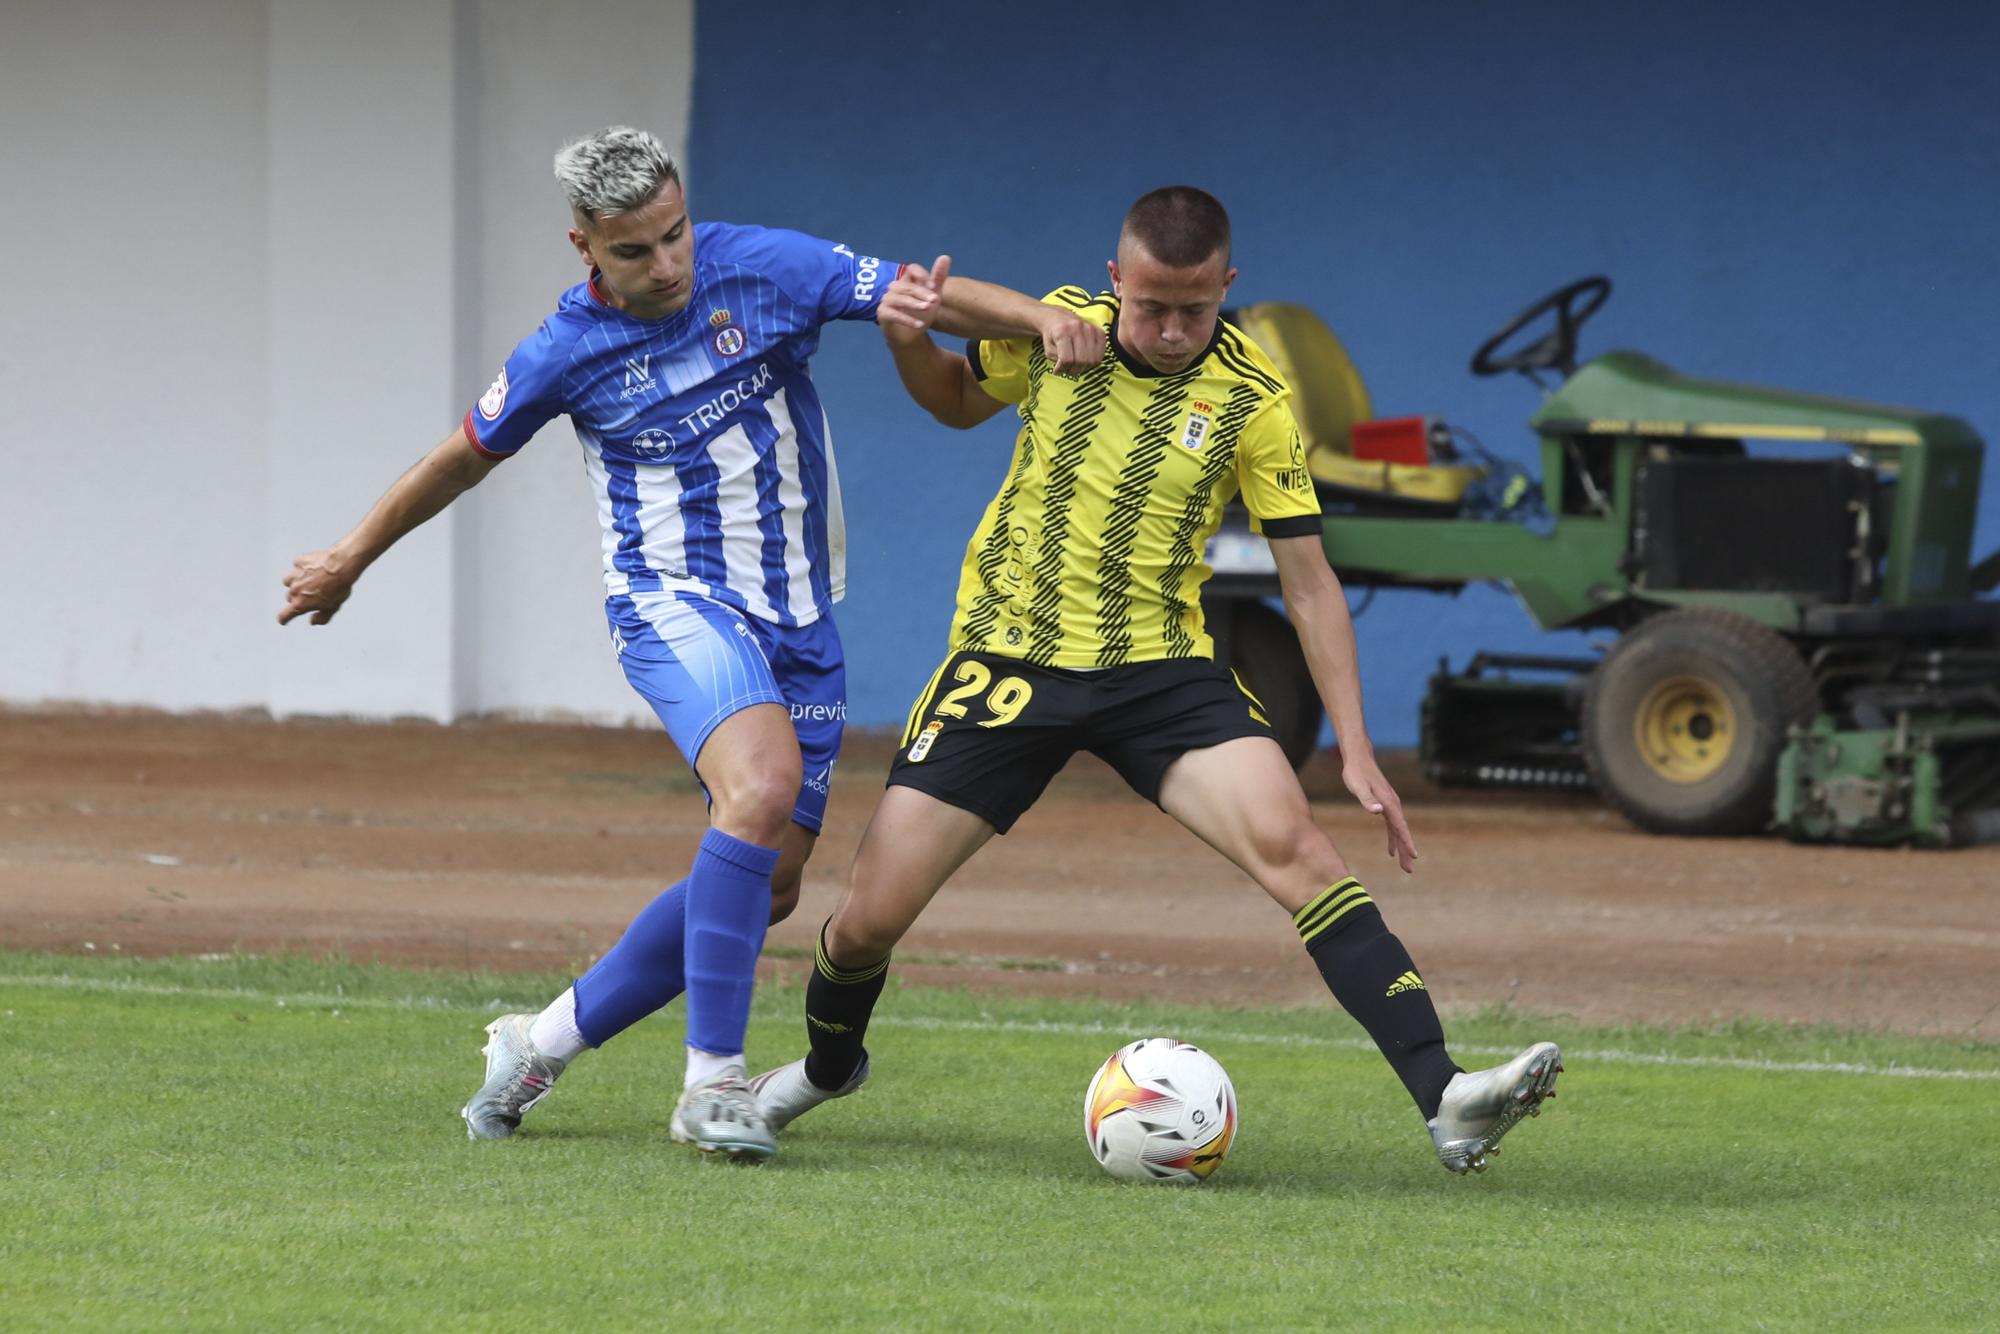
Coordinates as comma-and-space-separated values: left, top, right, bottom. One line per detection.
553, 126, 680, 223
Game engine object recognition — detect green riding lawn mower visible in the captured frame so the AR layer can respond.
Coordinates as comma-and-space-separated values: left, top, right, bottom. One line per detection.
1202, 278, 2000, 847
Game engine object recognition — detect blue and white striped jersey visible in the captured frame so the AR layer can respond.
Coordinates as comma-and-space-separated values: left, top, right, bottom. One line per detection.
464, 222, 900, 626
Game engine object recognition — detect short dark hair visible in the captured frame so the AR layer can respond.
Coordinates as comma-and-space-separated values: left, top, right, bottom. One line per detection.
1120, 186, 1231, 268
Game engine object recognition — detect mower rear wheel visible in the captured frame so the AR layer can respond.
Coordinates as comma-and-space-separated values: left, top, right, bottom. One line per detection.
1583, 609, 1818, 836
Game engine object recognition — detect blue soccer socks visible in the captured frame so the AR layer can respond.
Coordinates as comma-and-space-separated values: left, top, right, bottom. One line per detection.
682, 829, 780, 1059
573, 879, 690, 1047
568, 830, 779, 1061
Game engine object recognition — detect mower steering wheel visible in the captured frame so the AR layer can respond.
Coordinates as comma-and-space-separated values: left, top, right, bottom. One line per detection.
1470, 276, 1611, 379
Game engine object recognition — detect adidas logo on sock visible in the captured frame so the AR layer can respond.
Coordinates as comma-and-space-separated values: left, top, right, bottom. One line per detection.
1384, 970, 1426, 997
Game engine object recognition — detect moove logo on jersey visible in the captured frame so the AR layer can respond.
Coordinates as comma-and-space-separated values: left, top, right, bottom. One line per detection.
621, 354, 657, 399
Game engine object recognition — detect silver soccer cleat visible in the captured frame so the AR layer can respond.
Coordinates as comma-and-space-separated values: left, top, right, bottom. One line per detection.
461, 1013, 568, 1141
747, 1052, 871, 1133
1428, 1041, 1563, 1175
670, 1070, 778, 1162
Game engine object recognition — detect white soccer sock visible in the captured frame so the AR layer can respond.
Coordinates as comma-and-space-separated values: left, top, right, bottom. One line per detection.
684, 1045, 744, 1089
528, 987, 588, 1063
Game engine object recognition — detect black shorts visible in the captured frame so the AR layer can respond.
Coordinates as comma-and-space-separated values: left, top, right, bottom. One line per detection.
886, 651, 1278, 834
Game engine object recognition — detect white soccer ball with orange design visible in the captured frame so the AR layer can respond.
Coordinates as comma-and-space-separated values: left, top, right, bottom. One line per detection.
1083, 1038, 1238, 1184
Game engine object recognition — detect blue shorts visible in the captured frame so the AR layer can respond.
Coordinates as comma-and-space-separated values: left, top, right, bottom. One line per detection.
606, 592, 846, 833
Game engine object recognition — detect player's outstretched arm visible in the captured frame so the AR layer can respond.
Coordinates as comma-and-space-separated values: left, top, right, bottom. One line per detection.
278, 425, 500, 626
1269, 532, 1419, 873
880, 255, 1101, 376
881, 324, 1007, 431
935, 276, 1102, 375
878, 263, 1009, 430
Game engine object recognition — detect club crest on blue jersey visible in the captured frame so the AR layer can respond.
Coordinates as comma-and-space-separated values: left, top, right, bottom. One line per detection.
708, 308, 746, 357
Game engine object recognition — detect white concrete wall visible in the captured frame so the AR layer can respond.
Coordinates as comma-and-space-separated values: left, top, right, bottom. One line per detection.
265, 0, 462, 721
0, 0, 271, 712
0, 0, 694, 723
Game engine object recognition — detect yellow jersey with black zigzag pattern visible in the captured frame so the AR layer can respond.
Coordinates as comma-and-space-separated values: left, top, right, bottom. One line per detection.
953, 288, 1320, 668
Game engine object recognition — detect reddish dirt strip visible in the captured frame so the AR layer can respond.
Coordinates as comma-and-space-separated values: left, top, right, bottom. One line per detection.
1, 710, 1994, 1037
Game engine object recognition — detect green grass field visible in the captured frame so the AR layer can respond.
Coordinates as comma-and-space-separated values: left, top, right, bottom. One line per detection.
6, 952, 1996, 1331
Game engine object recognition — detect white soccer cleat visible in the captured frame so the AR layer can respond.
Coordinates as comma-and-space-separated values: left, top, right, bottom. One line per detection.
461, 1013, 567, 1141
747, 1052, 870, 1133
1428, 1041, 1563, 1175
670, 1070, 778, 1162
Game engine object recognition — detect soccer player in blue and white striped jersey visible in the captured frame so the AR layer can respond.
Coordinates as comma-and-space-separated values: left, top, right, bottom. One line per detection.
278, 126, 1101, 1157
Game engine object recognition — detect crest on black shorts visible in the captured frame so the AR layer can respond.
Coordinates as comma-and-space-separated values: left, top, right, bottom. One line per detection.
907, 720, 943, 762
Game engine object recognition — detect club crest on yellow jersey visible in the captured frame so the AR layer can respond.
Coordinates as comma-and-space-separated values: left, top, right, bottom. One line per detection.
1181, 400, 1216, 451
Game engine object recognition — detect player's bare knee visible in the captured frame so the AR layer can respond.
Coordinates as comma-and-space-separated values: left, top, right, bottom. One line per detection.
825, 907, 898, 970
1243, 808, 1312, 873
709, 767, 801, 847
1255, 813, 1345, 886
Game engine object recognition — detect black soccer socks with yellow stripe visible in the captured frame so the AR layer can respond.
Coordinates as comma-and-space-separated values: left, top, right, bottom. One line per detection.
1295, 876, 1461, 1119
803, 920, 889, 1092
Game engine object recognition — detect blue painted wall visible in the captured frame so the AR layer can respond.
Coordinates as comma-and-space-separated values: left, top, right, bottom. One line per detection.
687, 0, 2000, 742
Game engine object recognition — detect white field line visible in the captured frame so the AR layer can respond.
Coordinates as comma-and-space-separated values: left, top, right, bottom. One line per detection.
874, 1014, 2000, 1082
4, 971, 1997, 1083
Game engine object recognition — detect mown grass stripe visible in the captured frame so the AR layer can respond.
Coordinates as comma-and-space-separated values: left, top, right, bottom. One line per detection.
4, 971, 1994, 1082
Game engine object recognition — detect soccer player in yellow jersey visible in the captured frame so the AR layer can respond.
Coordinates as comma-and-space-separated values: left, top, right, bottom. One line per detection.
752, 189, 1562, 1175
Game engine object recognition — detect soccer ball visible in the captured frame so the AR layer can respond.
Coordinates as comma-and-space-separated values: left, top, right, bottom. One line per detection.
1083, 1038, 1238, 1184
